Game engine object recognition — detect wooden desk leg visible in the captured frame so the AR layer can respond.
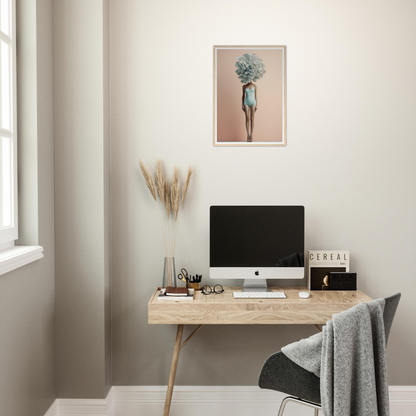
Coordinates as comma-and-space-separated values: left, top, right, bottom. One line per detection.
163, 324, 184, 416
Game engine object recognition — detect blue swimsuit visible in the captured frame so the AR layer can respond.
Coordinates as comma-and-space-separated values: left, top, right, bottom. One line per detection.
244, 87, 256, 107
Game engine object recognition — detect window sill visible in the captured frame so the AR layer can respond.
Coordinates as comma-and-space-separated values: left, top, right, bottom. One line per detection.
0, 245, 44, 276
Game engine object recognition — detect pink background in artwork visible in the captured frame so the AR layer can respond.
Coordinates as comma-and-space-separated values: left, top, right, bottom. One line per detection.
216, 48, 284, 143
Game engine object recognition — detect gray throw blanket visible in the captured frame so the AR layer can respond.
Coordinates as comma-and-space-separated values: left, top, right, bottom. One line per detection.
282, 299, 389, 416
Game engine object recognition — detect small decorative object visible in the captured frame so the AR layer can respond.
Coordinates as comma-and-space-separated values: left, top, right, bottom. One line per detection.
213, 45, 286, 146
322, 274, 330, 290
177, 268, 202, 290
139, 159, 193, 287
328, 272, 357, 291
308, 250, 350, 291
186, 274, 202, 290
188, 282, 200, 290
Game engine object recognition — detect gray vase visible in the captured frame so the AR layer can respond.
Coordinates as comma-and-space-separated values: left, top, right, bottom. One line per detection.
162, 257, 176, 288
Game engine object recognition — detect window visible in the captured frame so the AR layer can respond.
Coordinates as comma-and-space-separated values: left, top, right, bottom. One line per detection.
0, 0, 17, 247
0, 0, 42, 275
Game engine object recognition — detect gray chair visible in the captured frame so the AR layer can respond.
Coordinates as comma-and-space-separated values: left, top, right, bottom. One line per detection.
258, 293, 401, 416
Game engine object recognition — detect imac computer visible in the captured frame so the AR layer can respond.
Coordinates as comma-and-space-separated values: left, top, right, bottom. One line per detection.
209, 205, 305, 292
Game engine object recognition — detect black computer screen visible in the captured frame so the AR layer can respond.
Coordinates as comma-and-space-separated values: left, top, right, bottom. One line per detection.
210, 206, 304, 268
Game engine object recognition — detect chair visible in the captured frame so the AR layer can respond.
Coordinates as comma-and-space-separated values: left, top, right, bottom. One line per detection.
258, 293, 401, 416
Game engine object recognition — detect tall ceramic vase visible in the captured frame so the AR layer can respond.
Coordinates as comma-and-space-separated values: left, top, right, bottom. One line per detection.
162, 257, 176, 288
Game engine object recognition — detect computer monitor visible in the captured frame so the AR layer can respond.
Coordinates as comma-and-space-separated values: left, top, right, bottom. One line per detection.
209, 205, 305, 291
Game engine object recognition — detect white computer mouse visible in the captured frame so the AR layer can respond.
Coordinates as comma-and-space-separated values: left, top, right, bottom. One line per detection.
299, 291, 311, 299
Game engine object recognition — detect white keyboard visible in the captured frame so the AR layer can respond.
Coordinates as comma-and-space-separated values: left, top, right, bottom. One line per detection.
233, 291, 286, 299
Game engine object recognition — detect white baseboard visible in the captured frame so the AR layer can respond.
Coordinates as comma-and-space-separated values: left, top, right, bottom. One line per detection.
44, 389, 114, 416
113, 386, 291, 416
44, 385, 416, 416
389, 386, 416, 416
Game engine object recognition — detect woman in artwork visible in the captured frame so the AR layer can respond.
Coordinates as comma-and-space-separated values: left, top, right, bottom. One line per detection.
235, 53, 266, 142
242, 82, 257, 142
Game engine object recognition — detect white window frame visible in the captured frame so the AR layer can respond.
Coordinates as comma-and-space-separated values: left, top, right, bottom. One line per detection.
0, 0, 43, 274
0, 0, 17, 246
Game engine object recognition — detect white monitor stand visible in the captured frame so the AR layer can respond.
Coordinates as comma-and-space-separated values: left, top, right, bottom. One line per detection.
243, 279, 269, 292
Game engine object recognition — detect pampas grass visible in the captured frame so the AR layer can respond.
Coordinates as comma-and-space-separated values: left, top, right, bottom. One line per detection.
139, 159, 193, 286
139, 160, 157, 201
171, 167, 180, 221
156, 159, 165, 203
164, 180, 170, 219
182, 164, 193, 205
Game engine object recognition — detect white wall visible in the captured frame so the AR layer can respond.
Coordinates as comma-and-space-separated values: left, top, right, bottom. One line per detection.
110, 0, 416, 386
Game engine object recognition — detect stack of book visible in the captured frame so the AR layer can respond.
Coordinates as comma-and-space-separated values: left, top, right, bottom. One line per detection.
157, 286, 195, 301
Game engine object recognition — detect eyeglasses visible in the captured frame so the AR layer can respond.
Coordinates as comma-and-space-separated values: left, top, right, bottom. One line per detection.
201, 284, 224, 295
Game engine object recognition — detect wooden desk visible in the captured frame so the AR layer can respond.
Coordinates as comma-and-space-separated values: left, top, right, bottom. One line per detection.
148, 286, 372, 416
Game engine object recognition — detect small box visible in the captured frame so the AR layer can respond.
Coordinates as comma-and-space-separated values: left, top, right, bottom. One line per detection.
328, 272, 357, 291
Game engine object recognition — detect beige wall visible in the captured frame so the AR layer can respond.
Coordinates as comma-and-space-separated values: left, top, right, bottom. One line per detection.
0, 1, 56, 415
110, 0, 416, 386
54, 0, 111, 399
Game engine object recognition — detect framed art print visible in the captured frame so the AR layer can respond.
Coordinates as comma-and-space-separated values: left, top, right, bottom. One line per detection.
213, 45, 287, 146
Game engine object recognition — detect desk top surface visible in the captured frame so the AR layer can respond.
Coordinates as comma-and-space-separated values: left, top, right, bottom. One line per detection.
148, 286, 372, 325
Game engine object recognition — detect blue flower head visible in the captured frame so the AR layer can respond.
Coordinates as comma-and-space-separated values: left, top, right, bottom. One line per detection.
235, 52, 266, 83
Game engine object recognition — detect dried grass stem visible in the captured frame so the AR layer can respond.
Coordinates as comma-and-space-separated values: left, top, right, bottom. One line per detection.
139, 159, 193, 285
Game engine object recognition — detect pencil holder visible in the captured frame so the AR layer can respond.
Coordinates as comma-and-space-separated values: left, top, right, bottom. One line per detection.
187, 282, 201, 290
